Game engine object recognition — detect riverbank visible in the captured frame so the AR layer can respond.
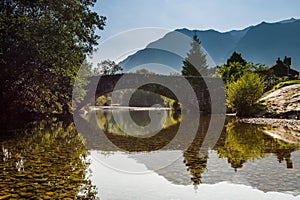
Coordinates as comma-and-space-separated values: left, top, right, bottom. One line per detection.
239, 118, 300, 144
89, 106, 172, 111
239, 118, 300, 131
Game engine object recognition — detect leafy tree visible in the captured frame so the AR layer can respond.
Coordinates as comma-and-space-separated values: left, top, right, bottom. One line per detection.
216, 62, 254, 83
73, 60, 94, 105
182, 34, 208, 76
96, 60, 123, 75
0, 0, 106, 117
216, 52, 253, 83
226, 72, 264, 116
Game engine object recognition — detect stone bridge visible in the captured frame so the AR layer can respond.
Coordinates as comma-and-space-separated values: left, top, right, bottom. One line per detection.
75, 74, 225, 113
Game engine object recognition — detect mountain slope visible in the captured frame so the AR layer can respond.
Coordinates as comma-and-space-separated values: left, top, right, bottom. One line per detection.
235, 20, 300, 67
119, 19, 300, 73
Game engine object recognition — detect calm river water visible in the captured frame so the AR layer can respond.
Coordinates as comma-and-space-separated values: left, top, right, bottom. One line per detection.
1, 109, 300, 199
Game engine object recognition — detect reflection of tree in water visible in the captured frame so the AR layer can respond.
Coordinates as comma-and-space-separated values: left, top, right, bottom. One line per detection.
183, 116, 210, 187
273, 141, 298, 169
216, 120, 300, 171
276, 149, 294, 168
0, 120, 98, 199
96, 110, 181, 136
183, 149, 208, 187
172, 110, 181, 122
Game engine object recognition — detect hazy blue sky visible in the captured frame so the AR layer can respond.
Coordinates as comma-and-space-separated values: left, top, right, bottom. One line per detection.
95, 0, 300, 40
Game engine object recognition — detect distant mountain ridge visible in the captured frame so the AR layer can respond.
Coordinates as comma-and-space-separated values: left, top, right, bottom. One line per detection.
119, 18, 300, 73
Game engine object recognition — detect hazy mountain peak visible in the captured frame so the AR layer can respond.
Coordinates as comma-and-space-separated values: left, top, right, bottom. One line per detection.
119, 18, 300, 72
279, 17, 298, 24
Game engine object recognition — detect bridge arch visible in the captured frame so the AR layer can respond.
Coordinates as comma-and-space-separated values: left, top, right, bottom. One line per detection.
76, 74, 222, 113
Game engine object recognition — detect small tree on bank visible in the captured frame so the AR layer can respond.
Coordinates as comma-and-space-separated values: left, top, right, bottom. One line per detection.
182, 34, 208, 76
96, 60, 123, 75
226, 72, 264, 117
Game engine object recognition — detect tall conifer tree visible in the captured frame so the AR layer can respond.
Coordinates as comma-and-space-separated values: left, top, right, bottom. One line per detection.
182, 33, 208, 76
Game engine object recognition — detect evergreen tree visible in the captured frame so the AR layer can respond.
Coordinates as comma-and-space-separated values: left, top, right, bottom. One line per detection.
226, 51, 247, 66
182, 34, 208, 76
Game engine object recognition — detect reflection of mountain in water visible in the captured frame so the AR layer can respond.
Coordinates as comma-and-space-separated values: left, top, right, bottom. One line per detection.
77, 110, 300, 194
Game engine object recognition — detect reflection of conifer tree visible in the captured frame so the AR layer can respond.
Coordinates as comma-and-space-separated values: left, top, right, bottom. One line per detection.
183, 150, 208, 186
183, 116, 210, 186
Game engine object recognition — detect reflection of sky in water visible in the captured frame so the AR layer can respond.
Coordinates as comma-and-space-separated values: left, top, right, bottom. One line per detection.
87, 111, 300, 199
89, 150, 300, 200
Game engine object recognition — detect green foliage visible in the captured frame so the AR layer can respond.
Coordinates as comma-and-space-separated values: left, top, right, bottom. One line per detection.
95, 95, 109, 106
182, 34, 208, 76
0, 0, 106, 117
273, 80, 300, 90
96, 60, 123, 75
72, 60, 94, 106
217, 121, 267, 169
216, 120, 299, 169
215, 52, 263, 83
226, 72, 264, 116
215, 52, 269, 115
216, 62, 252, 82
0, 120, 98, 199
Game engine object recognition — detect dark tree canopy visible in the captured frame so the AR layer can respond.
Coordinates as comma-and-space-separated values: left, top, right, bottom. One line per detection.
181, 34, 208, 76
0, 0, 106, 117
216, 52, 251, 83
226, 51, 247, 66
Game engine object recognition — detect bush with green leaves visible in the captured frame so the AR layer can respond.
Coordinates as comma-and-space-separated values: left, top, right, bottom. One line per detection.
226, 72, 264, 116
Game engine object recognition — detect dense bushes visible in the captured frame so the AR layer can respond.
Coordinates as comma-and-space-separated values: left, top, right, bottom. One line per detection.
226, 73, 265, 117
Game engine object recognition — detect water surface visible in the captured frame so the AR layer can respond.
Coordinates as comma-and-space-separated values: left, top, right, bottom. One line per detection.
1, 109, 300, 199
86, 109, 300, 200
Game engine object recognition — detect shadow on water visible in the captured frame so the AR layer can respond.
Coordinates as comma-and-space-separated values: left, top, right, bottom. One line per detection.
0, 120, 98, 199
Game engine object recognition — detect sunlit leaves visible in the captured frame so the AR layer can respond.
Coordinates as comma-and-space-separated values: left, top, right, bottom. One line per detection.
0, 0, 106, 116
226, 72, 264, 116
